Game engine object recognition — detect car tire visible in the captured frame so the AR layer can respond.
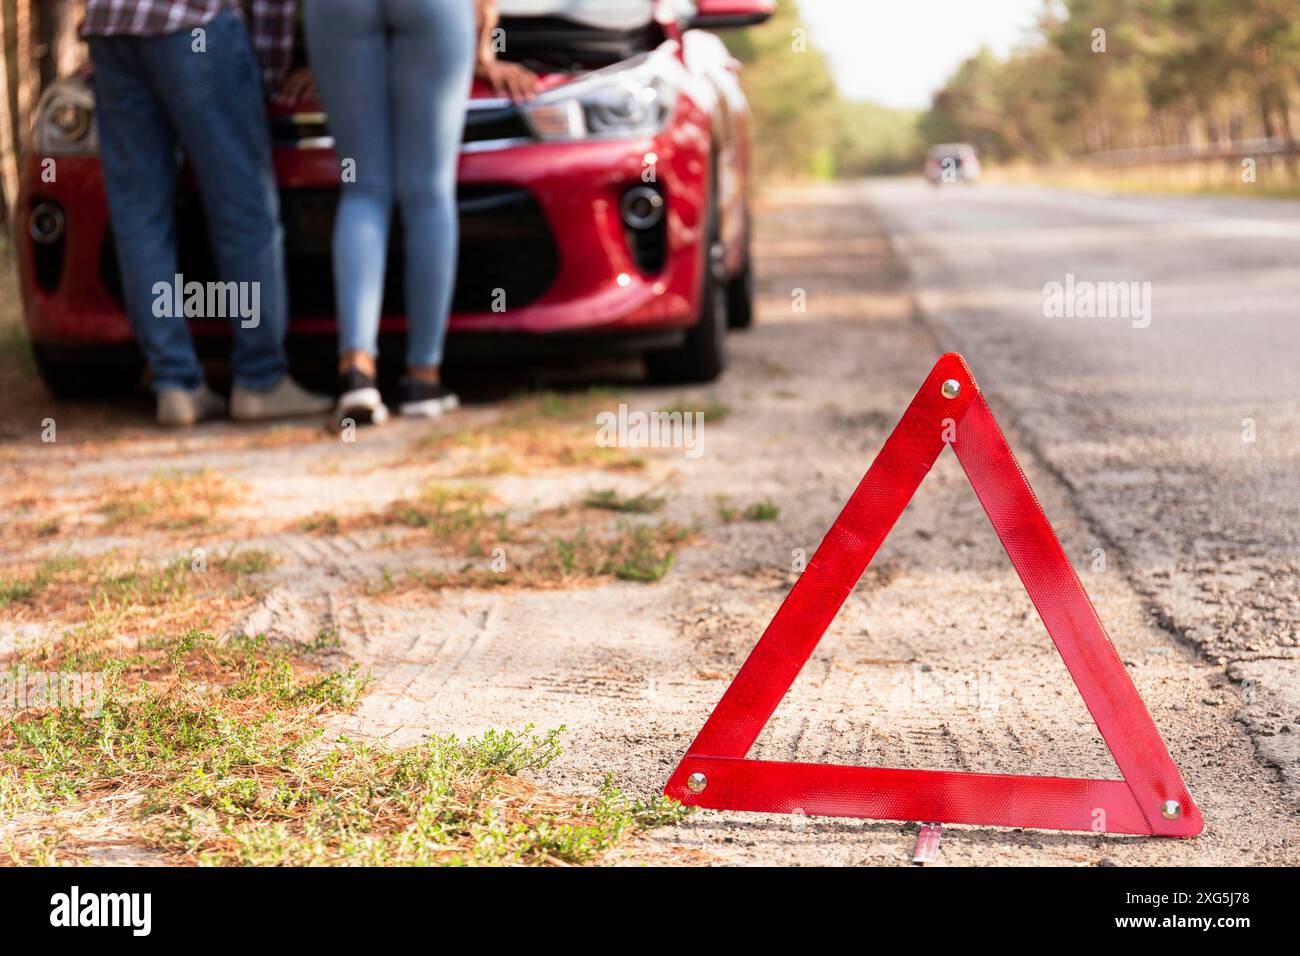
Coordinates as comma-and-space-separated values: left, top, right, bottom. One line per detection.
645, 176, 728, 384
725, 242, 755, 330
32, 343, 145, 399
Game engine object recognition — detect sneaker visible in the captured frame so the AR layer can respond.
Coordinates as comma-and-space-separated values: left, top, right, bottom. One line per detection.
230, 376, 333, 421
156, 384, 227, 427
335, 367, 389, 426
398, 378, 459, 418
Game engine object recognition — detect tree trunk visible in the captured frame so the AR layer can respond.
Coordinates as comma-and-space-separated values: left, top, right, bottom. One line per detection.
10, 0, 31, 153
35, 0, 83, 88
0, 0, 19, 226
0, 0, 73, 228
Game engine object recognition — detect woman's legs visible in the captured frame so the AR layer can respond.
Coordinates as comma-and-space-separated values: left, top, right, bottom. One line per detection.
387, 0, 476, 378
302, 0, 392, 378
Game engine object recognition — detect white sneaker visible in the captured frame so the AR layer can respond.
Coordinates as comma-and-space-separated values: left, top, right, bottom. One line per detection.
335, 368, 389, 426
156, 384, 227, 427
398, 378, 459, 418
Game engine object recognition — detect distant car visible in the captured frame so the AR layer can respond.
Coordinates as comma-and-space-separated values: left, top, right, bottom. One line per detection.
14, 0, 775, 396
925, 143, 981, 185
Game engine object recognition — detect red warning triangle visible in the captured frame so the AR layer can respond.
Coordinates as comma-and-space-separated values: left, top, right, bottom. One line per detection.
665, 353, 1202, 837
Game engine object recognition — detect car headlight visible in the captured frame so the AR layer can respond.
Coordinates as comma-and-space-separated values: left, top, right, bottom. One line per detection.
33, 79, 98, 156
523, 55, 678, 142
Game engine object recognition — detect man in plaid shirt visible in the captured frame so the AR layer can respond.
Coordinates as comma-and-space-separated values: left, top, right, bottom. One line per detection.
82, 1, 297, 88
80, 1, 331, 426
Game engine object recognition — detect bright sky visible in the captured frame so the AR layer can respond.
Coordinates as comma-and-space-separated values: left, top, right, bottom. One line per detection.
800, 0, 1047, 110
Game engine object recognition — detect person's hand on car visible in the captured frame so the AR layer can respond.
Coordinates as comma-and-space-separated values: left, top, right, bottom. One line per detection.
476, 59, 540, 102
474, 0, 539, 102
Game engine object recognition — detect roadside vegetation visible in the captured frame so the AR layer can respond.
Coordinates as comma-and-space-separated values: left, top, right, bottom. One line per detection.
723, 0, 926, 179
362, 515, 690, 596
927, 2, 1300, 164
419, 389, 647, 473
0, 238, 36, 399
1, 626, 687, 865
97, 469, 239, 532
715, 496, 780, 524
2, 549, 272, 669
584, 487, 667, 514
0, 541, 690, 865
734, 0, 1300, 193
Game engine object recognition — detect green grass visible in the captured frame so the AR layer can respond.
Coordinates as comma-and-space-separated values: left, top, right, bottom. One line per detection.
390, 520, 690, 594
0, 555, 85, 608
534, 522, 687, 584
385, 483, 509, 543
716, 496, 780, 524
297, 512, 342, 535
500, 388, 620, 428
583, 488, 667, 514
743, 500, 780, 522
90, 557, 192, 607
215, 549, 277, 576
660, 396, 731, 422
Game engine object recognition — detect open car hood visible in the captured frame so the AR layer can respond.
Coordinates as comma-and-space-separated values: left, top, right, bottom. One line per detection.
498, 0, 656, 30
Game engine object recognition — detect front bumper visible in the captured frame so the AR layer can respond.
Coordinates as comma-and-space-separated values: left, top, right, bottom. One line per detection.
15, 105, 711, 349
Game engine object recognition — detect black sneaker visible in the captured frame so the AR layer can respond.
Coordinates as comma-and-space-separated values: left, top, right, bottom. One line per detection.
398, 378, 459, 418
335, 367, 389, 426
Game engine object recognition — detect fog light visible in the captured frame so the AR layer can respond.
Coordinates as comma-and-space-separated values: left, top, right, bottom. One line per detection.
620, 186, 664, 230
29, 202, 66, 245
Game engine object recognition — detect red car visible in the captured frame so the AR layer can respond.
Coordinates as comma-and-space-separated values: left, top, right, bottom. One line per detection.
12, 0, 773, 397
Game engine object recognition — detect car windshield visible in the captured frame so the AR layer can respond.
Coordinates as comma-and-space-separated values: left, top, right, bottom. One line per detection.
499, 0, 656, 30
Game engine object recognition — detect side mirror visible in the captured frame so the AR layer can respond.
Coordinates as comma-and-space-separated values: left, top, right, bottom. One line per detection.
687, 0, 775, 30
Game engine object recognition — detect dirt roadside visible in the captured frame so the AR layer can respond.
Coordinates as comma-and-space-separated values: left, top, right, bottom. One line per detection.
1, 182, 1296, 865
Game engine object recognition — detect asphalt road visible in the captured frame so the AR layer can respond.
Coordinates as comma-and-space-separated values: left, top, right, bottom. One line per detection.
863, 179, 1300, 807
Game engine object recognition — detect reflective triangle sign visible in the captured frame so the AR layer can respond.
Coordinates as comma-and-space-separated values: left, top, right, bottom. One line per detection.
665, 353, 1203, 837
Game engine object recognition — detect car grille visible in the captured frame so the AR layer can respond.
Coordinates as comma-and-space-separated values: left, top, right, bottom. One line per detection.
100, 185, 559, 319
270, 105, 533, 149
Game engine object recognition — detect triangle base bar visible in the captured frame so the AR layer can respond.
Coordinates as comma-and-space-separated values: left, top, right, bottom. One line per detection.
667, 757, 1152, 835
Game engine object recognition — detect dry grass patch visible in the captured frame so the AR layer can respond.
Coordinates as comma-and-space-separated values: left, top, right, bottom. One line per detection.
1, 548, 277, 670
583, 487, 668, 514
96, 469, 239, 532
0, 555, 87, 610
296, 480, 692, 597
420, 389, 649, 473
373, 519, 691, 597
0, 468, 66, 549
297, 483, 502, 542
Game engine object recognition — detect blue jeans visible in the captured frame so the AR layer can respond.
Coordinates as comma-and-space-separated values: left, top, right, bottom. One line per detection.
88, 9, 288, 392
304, 0, 474, 369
